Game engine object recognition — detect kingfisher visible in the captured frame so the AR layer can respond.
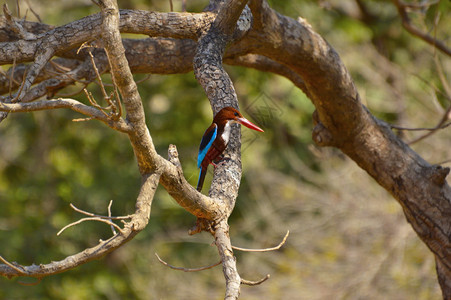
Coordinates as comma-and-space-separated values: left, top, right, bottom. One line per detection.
196, 106, 264, 192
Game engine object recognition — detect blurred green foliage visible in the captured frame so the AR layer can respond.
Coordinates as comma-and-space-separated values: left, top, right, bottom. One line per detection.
1, 0, 449, 299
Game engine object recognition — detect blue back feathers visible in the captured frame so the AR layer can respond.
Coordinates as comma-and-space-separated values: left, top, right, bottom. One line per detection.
197, 124, 217, 168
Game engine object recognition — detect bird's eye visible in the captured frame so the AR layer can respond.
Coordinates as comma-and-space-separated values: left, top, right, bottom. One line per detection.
234, 112, 239, 116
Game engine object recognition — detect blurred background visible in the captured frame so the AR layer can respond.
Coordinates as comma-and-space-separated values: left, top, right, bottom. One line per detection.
0, 0, 449, 299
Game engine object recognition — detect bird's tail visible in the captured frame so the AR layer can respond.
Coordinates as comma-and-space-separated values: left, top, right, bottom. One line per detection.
197, 167, 207, 192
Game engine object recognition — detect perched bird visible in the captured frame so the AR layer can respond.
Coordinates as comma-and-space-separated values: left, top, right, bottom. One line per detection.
197, 107, 264, 192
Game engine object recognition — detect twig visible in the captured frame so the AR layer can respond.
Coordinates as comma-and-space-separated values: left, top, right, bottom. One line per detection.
103, 52, 123, 120
43, 68, 90, 83
110, 84, 123, 120
232, 230, 289, 252
433, 55, 451, 103
57, 217, 124, 236
241, 274, 270, 286
390, 121, 451, 132
55, 83, 89, 98
87, 50, 110, 101
0, 98, 132, 132
83, 89, 109, 117
72, 117, 94, 122
24, 0, 42, 22
169, 0, 173, 12
399, 0, 439, 10
135, 74, 151, 85
392, 0, 451, 57
11, 67, 28, 103
394, 104, 451, 144
108, 200, 116, 235
69, 203, 132, 220
14, 0, 20, 18
0, 255, 25, 275
154, 253, 221, 272
49, 60, 72, 73
436, 158, 451, 165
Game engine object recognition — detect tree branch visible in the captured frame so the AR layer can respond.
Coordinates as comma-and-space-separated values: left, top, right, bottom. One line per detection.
246, 0, 451, 296
193, 0, 250, 214
0, 97, 132, 132
215, 220, 241, 300
155, 253, 221, 272
193, 1, 252, 298
0, 10, 213, 65
0, 172, 159, 278
392, 0, 451, 57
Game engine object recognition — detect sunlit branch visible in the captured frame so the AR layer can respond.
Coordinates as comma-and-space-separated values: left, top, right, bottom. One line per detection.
232, 230, 290, 252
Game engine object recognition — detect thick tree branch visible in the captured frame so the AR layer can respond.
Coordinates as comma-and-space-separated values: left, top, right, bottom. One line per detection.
246, 1, 451, 296
1, 39, 309, 103
98, 0, 158, 176
193, 0, 250, 215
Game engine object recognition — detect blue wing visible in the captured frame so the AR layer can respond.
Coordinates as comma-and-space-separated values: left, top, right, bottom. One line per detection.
197, 123, 217, 168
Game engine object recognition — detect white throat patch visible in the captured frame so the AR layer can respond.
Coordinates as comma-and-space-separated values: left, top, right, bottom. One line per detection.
221, 121, 232, 144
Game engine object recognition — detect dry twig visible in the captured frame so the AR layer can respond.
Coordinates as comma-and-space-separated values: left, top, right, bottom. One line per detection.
69, 203, 132, 220
0, 255, 25, 275
232, 230, 289, 252
241, 274, 270, 286
24, 0, 42, 22
57, 217, 124, 236
155, 253, 221, 272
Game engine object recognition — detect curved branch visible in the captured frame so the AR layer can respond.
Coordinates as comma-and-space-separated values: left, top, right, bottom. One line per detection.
0, 98, 132, 132
241, 274, 270, 286
56, 216, 125, 236
232, 230, 289, 252
155, 253, 221, 272
0, 39, 196, 100
0, 172, 159, 278
162, 144, 222, 219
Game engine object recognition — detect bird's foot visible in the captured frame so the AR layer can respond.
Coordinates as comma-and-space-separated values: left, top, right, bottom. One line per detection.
211, 155, 229, 168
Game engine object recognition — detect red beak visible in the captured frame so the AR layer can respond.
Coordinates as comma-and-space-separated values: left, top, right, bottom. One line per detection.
236, 117, 264, 132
